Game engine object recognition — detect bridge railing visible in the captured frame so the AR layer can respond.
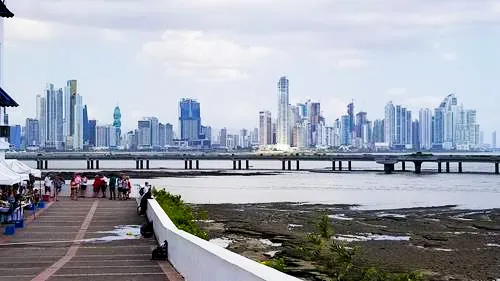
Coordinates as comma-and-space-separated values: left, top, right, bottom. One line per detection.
146, 199, 302, 281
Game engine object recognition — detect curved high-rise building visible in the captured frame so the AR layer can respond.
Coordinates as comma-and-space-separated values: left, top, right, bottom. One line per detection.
277, 76, 289, 146
113, 106, 121, 139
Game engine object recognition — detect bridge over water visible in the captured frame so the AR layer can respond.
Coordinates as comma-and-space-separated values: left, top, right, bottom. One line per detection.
7, 152, 500, 174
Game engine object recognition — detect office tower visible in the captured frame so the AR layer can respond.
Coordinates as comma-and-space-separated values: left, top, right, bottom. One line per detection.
113, 106, 121, 142
178, 98, 201, 141
95, 125, 109, 148
259, 111, 272, 146
83, 105, 89, 145
72, 94, 84, 150
304, 100, 321, 146
372, 119, 384, 143
433, 108, 444, 147
493, 131, 497, 149
25, 118, 39, 147
384, 102, 395, 146
347, 101, 355, 140
340, 115, 350, 145
419, 108, 432, 150
277, 76, 290, 146
137, 119, 152, 149
88, 120, 96, 147
219, 128, 227, 147
66, 80, 77, 136
8, 125, 21, 150
159, 123, 166, 148
412, 120, 420, 150
480, 131, 484, 147
147, 117, 159, 149
165, 123, 173, 145
355, 112, 367, 139
36, 95, 46, 147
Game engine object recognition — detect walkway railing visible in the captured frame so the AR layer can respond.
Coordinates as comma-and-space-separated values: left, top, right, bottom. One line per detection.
146, 199, 302, 281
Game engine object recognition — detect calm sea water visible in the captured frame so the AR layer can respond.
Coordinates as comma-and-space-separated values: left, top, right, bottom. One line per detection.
22, 160, 500, 210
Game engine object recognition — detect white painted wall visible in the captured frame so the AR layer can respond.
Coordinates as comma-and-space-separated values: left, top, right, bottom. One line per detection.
146, 199, 303, 281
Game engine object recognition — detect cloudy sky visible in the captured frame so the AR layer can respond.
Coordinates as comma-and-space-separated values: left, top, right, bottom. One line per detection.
3, 0, 500, 139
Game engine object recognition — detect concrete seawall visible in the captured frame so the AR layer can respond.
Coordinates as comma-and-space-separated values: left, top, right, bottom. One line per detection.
146, 199, 303, 281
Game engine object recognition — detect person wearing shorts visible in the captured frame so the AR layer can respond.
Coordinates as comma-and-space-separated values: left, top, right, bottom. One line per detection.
70, 176, 78, 201
92, 175, 101, 198
44, 176, 52, 195
80, 176, 87, 198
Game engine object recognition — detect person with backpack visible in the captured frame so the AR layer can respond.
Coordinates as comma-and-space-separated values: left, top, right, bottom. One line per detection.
108, 174, 117, 200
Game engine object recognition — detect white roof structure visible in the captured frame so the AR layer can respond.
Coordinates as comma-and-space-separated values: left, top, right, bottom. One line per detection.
0, 161, 22, 185
4, 159, 42, 178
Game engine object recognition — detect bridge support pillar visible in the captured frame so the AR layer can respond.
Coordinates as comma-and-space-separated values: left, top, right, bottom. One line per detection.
332, 161, 336, 171
86, 160, 90, 170
339, 161, 343, 171
401, 161, 406, 171
496, 162, 499, 174
384, 164, 394, 174
348, 161, 352, 171
196, 160, 200, 170
287, 160, 291, 170
233, 160, 237, 170
458, 162, 463, 173
282, 160, 286, 170
140, 160, 144, 170
414, 161, 422, 174
245, 160, 249, 170
95, 160, 99, 170
438, 162, 442, 173
238, 160, 242, 170
146, 160, 150, 170
184, 160, 188, 170
189, 160, 193, 170
90, 160, 94, 169
446, 162, 450, 173
44, 160, 48, 170
296, 160, 300, 170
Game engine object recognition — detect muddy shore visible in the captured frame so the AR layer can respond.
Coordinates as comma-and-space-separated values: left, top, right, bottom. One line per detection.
193, 202, 500, 281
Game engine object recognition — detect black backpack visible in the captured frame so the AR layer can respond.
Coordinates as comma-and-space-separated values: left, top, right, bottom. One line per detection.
152, 240, 168, 261
140, 222, 154, 238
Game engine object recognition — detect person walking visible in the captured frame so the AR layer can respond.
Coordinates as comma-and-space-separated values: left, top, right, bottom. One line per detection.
44, 175, 52, 196
108, 174, 117, 200
100, 175, 107, 198
92, 175, 101, 198
80, 176, 88, 198
70, 176, 78, 201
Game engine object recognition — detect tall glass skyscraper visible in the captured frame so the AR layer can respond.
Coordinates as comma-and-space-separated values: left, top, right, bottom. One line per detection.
113, 106, 122, 143
277, 76, 289, 146
179, 98, 201, 141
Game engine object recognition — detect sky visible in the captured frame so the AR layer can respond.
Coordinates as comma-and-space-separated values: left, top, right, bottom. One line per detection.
2, 0, 500, 139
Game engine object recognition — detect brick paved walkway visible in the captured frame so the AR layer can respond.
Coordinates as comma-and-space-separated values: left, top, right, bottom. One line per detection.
0, 198, 182, 281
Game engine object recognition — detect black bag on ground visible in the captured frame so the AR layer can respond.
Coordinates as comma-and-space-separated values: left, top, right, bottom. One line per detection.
152, 240, 168, 260
140, 222, 154, 238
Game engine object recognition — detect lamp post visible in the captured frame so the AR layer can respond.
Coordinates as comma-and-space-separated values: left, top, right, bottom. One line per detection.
0, 1, 14, 18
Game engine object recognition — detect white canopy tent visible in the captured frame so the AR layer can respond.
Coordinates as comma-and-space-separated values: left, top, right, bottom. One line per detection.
0, 160, 29, 181
4, 159, 42, 178
0, 162, 22, 185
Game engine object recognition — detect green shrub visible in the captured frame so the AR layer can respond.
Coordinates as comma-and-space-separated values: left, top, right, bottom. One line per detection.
153, 189, 208, 240
261, 257, 286, 272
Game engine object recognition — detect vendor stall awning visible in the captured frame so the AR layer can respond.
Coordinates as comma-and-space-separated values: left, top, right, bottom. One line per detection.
4, 159, 41, 178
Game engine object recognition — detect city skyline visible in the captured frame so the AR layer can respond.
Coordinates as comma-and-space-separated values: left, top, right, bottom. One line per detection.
2, 1, 500, 135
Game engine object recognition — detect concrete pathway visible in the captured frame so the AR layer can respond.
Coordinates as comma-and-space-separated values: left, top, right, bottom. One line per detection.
0, 198, 183, 281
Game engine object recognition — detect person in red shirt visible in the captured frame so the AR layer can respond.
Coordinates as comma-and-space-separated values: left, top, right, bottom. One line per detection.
92, 175, 101, 198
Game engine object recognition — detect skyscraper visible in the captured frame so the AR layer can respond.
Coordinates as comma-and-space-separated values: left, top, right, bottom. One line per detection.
259, 111, 272, 146
88, 120, 96, 147
8, 125, 21, 150
36, 95, 46, 148
179, 98, 201, 141
83, 105, 89, 145
419, 108, 432, 150
493, 131, 497, 149
384, 102, 395, 146
138, 119, 152, 149
165, 123, 173, 146
347, 101, 355, 140
113, 106, 121, 142
72, 94, 84, 150
25, 118, 40, 147
277, 76, 290, 146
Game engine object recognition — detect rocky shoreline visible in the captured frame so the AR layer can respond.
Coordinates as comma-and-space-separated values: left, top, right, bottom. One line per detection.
193, 202, 500, 281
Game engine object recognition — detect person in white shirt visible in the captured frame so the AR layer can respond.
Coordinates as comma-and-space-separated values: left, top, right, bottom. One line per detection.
44, 176, 52, 195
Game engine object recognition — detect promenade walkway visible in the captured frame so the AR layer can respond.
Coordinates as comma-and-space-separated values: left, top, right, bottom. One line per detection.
0, 198, 182, 281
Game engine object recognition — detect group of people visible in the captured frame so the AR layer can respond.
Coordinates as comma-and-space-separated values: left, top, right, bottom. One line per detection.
92, 174, 132, 200
44, 173, 132, 200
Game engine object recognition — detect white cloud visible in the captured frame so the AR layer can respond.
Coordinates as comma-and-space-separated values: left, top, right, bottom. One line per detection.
442, 52, 457, 61
4, 18, 57, 42
139, 30, 271, 82
387, 88, 407, 97
335, 58, 367, 69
